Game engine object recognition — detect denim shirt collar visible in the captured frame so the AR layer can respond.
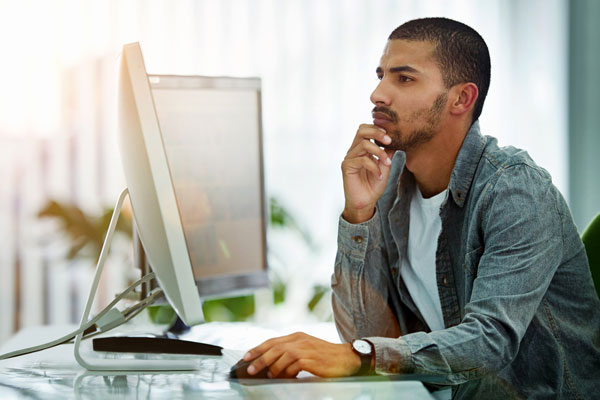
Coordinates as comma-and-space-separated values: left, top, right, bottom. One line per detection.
448, 120, 487, 208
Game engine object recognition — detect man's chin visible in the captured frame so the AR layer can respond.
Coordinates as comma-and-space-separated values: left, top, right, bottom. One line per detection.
389, 129, 437, 153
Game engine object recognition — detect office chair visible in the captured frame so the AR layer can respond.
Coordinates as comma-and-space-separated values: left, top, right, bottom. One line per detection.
582, 213, 600, 298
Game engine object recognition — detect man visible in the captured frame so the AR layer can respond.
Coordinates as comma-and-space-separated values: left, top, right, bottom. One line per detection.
242, 18, 600, 398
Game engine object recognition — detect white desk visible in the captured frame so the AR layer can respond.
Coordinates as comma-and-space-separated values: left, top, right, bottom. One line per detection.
0, 323, 436, 399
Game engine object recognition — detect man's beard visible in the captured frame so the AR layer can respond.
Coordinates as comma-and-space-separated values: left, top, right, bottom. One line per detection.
373, 91, 448, 152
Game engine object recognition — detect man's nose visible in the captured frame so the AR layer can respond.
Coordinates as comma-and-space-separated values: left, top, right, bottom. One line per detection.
370, 80, 391, 106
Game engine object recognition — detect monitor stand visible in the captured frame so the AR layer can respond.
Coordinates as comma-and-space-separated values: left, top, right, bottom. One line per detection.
73, 188, 218, 371
166, 315, 191, 336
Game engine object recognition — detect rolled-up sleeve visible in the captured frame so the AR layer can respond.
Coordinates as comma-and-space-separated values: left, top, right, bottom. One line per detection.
331, 208, 401, 347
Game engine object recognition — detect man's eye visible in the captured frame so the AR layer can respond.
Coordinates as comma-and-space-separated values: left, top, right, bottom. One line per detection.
399, 76, 413, 83
377, 75, 383, 81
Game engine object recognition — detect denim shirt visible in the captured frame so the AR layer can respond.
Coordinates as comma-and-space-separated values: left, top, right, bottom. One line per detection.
332, 121, 600, 399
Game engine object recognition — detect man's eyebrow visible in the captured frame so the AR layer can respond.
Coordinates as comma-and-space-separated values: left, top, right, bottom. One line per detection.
376, 65, 420, 75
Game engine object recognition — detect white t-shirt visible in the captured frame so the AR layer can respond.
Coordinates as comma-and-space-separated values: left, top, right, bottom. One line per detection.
400, 185, 448, 332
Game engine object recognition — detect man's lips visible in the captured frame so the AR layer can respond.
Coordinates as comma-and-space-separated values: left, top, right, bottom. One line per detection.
372, 111, 393, 127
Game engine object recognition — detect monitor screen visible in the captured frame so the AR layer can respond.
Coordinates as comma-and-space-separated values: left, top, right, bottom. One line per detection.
149, 75, 268, 296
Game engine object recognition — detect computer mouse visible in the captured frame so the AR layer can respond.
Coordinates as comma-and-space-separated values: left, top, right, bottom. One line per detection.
229, 358, 270, 379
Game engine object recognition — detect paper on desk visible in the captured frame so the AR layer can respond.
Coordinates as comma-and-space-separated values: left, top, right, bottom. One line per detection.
221, 348, 245, 367
180, 322, 282, 351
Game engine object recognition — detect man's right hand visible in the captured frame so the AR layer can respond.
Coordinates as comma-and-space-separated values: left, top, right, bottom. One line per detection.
341, 124, 396, 224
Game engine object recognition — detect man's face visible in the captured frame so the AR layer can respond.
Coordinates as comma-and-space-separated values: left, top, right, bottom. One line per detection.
371, 39, 448, 152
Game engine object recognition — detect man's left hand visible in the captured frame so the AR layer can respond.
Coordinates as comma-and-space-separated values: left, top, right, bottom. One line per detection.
242, 332, 361, 378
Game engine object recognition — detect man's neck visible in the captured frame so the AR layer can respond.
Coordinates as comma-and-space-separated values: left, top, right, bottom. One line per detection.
405, 123, 469, 199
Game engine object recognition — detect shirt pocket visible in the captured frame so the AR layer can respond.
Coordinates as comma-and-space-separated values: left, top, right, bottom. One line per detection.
463, 246, 483, 277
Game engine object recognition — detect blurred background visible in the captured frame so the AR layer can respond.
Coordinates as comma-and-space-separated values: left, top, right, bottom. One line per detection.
1, 0, 598, 346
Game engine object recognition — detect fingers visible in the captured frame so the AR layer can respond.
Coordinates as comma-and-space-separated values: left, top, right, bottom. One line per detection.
344, 125, 393, 181
267, 349, 298, 378
243, 332, 307, 376
342, 154, 384, 181
350, 124, 391, 150
247, 345, 286, 376
346, 139, 392, 166
341, 125, 395, 224
244, 332, 303, 362
239, 334, 359, 379
282, 359, 306, 378
342, 142, 392, 183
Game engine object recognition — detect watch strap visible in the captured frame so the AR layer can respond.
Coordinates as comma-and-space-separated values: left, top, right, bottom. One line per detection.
352, 340, 374, 376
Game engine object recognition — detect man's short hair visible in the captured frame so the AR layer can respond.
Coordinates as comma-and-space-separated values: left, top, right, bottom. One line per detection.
389, 18, 491, 124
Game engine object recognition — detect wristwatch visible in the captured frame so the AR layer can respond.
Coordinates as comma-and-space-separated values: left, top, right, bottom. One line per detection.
351, 339, 374, 375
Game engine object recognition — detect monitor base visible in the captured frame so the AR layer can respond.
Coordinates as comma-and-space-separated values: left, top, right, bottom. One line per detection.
73, 188, 204, 371
92, 336, 222, 356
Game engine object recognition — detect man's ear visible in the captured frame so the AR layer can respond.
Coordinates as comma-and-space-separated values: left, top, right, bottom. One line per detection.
449, 82, 478, 117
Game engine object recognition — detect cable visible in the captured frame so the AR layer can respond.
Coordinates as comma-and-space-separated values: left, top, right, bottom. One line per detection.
73, 288, 164, 342
0, 272, 158, 360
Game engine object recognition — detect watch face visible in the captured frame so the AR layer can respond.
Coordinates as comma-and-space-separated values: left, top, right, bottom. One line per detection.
353, 340, 372, 355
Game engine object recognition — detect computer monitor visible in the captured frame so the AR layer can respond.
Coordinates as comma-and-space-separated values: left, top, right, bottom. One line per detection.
118, 42, 268, 326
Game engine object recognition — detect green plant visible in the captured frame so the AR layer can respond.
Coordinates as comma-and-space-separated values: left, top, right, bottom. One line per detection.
146, 304, 177, 325
307, 284, 330, 312
270, 197, 316, 251
38, 200, 132, 261
202, 295, 255, 322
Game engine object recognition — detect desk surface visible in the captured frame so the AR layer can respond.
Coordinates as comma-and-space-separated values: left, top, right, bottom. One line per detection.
0, 323, 436, 400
